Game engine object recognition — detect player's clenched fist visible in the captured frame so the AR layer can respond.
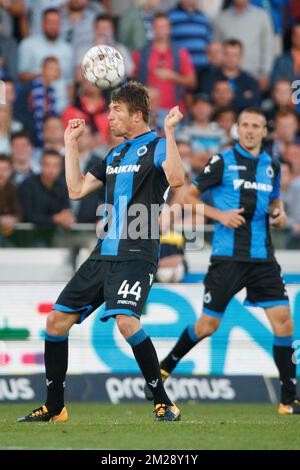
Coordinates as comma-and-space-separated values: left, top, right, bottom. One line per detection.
219, 208, 246, 229
164, 106, 183, 131
64, 119, 85, 143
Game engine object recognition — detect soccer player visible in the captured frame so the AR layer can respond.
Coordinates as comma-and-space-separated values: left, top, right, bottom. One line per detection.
17, 81, 184, 423
145, 107, 300, 414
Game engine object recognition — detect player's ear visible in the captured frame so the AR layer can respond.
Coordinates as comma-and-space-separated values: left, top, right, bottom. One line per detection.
262, 125, 268, 139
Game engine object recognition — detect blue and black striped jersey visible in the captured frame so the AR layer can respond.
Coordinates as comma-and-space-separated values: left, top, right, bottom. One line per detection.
88, 130, 168, 266
193, 143, 281, 262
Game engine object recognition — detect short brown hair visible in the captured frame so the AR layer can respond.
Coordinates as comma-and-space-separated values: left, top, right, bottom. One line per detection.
111, 81, 150, 123
275, 108, 298, 121
0, 154, 12, 165
223, 38, 243, 50
238, 107, 267, 126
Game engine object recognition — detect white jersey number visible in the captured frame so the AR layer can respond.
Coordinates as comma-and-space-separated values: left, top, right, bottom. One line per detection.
118, 280, 142, 301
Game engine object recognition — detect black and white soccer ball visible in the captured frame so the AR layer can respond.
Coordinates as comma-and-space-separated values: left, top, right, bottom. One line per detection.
82, 45, 125, 90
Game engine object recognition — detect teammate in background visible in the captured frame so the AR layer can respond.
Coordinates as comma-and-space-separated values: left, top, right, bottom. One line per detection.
18, 81, 184, 423
145, 107, 300, 415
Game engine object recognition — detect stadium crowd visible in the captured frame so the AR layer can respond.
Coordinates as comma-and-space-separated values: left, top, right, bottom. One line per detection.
1, 0, 300, 261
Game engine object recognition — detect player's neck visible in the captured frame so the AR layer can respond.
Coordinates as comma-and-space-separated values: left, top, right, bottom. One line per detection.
239, 142, 261, 157
125, 126, 151, 141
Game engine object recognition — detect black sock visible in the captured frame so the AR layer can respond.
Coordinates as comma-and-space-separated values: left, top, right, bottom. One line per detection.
273, 336, 296, 405
161, 324, 201, 373
127, 329, 172, 406
44, 333, 68, 414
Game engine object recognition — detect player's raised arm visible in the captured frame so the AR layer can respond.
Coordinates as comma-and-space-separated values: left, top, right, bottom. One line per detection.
162, 106, 185, 188
64, 119, 103, 200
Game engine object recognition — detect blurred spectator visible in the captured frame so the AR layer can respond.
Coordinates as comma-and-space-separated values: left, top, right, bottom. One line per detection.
196, 41, 223, 91
30, 115, 66, 171
0, 4, 14, 37
0, 154, 21, 243
251, 0, 285, 55
0, 104, 23, 154
3, 78, 16, 106
201, 39, 260, 111
0, 34, 18, 80
280, 160, 293, 200
25, 0, 67, 35
211, 79, 235, 110
199, 0, 224, 19
168, 0, 213, 74
133, 12, 196, 112
60, 0, 104, 57
283, 143, 300, 175
0, 1, 28, 39
76, 13, 134, 77
214, 107, 237, 144
43, 116, 65, 155
288, 0, 300, 24
62, 76, 109, 145
69, 124, 105, 223
265, 109, 300, 161
147, 86, 168, 134
11, 132, 37, 185
18, 8, 73, 83
205, 40, 223, 70
118, 0, 161, 52
282, 156, 300, 245
176, 139, 193, 175
18, 149, 75, 230
214, 0, 274, 90
272, 23, 300, 84
180, 94, 228, 169
15, 57, 68, 147
263, 78, 295, 131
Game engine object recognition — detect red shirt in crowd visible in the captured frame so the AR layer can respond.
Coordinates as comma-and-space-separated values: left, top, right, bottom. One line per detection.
132, 46, 194, 110
62, 96, 110, 144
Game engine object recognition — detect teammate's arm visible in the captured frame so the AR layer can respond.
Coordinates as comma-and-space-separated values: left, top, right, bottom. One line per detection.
268, 164, 287, 227
64, 119, 104, 200
269, 199, 287, 228
184, 185, 245, 229
162, 106, 185, 188
184, 154, 245, 229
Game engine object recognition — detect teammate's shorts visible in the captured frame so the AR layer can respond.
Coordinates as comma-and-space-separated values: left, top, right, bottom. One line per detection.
54, 258, 157, 323
202, 260, 289, 318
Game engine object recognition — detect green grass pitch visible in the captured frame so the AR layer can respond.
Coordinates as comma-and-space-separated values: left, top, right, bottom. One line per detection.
0, 403, 299, 450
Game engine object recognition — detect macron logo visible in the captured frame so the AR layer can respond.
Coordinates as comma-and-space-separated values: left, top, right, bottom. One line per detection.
107, 164, 140, 175
233, 179, 273, 192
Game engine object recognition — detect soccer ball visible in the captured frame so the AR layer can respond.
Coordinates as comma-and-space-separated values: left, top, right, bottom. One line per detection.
82, 45, 125, 90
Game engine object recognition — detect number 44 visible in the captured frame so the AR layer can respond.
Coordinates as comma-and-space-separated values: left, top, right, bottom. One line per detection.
118, 280, 141, 301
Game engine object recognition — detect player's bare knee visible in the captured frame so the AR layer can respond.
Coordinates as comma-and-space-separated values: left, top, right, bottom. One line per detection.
46, 310, 74, 336
273, 316, 294, 337
195, 316, 220, 338
116, 315, 140, 339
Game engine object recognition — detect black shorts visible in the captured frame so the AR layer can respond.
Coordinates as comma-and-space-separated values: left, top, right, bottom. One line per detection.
202, 260, 289, 318
54, 258, 157, 323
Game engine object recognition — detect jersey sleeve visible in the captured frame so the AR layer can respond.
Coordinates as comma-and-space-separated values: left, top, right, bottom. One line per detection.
270, 164, 281, 201
154, 138, 166, 171
88, 157, 107, 183
192, 154, 224, 191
